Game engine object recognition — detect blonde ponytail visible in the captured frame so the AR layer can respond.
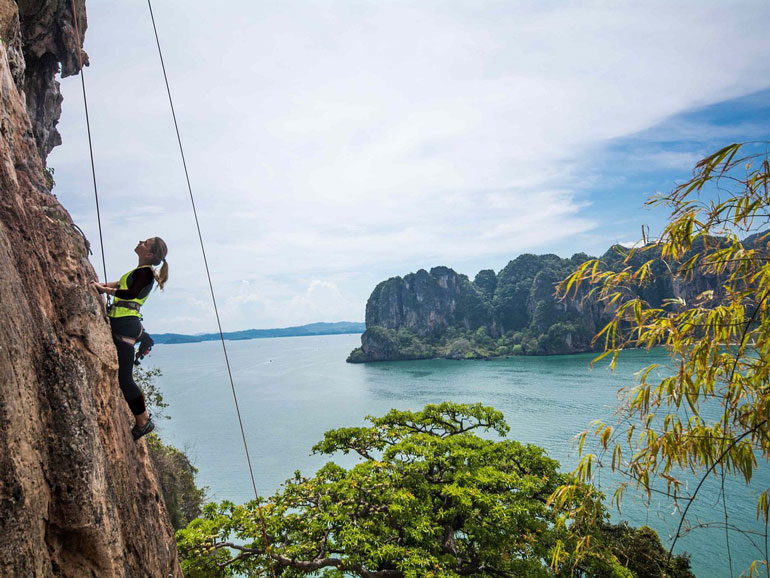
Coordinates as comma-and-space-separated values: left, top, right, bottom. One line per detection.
149, 237, 169, 290
156, 259, 168, 290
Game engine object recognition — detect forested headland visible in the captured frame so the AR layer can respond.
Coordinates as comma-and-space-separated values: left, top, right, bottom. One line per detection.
348, 235, 760, 362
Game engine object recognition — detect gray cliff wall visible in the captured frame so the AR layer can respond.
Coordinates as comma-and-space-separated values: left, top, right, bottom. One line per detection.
365, 267, 491, 337
0, 1, 182, 576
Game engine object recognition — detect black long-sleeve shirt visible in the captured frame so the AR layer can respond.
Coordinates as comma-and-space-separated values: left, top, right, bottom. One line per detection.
114, 267, 154, 300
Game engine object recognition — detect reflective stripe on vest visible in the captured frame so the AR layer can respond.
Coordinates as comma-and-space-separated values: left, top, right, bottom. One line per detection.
108, 266, 153, 318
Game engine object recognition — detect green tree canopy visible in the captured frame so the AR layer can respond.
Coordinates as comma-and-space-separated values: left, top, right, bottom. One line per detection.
177, 402, 692, 577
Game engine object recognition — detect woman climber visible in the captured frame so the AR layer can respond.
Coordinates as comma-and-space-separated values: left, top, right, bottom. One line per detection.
92, 237, 168, 441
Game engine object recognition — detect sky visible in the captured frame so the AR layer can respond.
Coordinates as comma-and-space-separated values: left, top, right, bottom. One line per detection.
49, 0, 770, 335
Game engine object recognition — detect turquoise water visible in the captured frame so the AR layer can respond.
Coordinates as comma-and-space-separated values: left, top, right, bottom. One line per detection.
148, 334, 768, 577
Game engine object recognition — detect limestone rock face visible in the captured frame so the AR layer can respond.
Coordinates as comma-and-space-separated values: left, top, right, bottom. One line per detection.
365, 267, 489, 337
0, 1, 182, 576
350, 244, 729, 362
17, 0, 88, 158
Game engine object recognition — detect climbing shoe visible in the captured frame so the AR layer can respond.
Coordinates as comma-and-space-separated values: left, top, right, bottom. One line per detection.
132, 418, 155, 441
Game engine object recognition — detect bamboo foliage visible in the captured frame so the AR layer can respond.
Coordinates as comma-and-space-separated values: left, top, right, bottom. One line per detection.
549, 142, 770, 573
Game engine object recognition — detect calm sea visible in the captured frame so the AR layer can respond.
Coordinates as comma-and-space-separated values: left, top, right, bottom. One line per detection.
148, 334, 768, 578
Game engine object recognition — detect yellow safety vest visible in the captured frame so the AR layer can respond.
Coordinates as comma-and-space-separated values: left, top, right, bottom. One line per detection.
108, 266, 154, 319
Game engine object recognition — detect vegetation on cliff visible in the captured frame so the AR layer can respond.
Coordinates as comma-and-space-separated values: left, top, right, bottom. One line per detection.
147, 433, 207, 530
137, 367, 207, 531
176, 402, 692, 577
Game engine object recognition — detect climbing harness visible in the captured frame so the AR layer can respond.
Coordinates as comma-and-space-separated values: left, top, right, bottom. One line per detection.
111, 300, 141, 313
113, 334, 138, 346
113, 329, 153, 365
108, 266, 153, 318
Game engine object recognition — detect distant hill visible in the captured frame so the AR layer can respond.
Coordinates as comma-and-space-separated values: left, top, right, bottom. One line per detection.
153, 322, 365, 345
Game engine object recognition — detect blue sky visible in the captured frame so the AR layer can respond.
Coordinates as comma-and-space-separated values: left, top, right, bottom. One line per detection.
49, 0, 770, 334
562, 90, 770, 252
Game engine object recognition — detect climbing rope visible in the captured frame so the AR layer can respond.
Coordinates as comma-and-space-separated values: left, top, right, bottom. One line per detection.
145, 2, 276, 574
69, 0, 108, 283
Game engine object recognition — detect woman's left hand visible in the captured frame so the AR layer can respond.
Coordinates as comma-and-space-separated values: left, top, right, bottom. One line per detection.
91, 281, 109, 294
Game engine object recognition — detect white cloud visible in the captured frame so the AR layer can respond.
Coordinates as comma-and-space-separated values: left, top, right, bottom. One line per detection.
287, 280, 359, 323
49, 0, 770, 332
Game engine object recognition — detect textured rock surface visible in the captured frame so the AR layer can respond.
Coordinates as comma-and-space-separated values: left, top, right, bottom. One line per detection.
17, 0, 88, 158
0, 1, 182, 576
365, 267, 490, 337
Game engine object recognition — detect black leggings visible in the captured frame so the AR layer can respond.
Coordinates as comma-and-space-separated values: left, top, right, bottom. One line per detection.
110, 316, 146, 416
